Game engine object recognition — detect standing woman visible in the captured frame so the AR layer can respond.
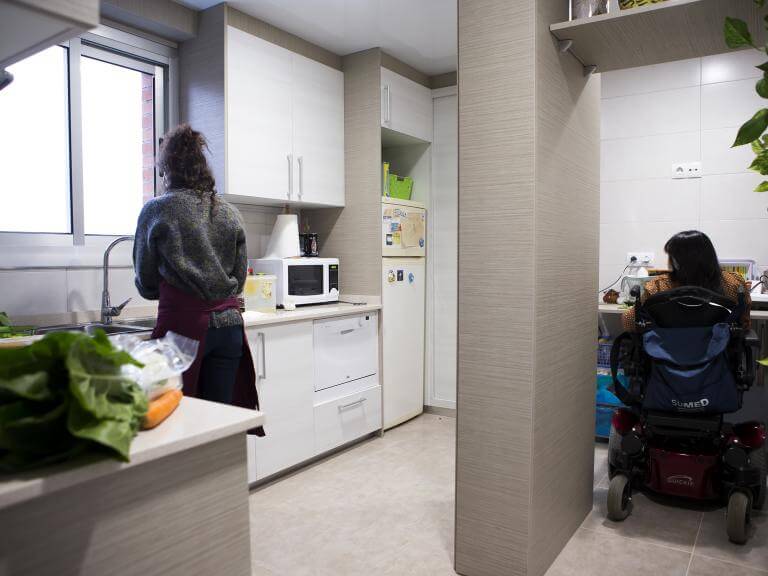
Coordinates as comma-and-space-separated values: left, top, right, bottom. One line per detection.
134, 124, 259, 418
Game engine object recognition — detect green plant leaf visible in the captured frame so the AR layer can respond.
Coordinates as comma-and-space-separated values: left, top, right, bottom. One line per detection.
752, 139, 765, 154
758, 62, 768, 73
758, 75, 768, 98
733, 109, 768, 146
725, 17, 755, 48
755, 181, 768, 192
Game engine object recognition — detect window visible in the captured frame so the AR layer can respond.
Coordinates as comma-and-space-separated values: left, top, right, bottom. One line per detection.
81, 53, 156, 235
0, 30, 173, 243
0, 46, 71, 233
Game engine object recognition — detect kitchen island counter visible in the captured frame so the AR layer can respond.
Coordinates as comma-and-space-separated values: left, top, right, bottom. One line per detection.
0, 397, 263, 576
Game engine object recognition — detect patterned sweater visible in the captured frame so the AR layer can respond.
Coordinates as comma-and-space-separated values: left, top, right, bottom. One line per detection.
133, 189, 247, 328
622, 272, 752, 331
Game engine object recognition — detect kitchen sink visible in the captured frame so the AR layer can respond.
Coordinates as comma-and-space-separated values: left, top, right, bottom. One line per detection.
112, 317, 157, 329
35, 322, 151, 336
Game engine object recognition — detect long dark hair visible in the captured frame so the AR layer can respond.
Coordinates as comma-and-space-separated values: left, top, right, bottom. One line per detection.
665, 230, 723, 293
157, 124, 216, 203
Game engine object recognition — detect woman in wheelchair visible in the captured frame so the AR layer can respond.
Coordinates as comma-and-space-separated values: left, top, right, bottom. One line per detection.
608, 230, 764, 545
622, 230, 751, 331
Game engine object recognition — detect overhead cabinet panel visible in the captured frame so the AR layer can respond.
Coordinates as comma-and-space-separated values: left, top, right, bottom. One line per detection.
292, 52, 345, 207
381, 67, 433, 143
226, 27, 293, 202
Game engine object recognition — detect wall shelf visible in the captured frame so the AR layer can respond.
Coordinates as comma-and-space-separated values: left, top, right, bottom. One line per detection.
550, 0, 766, 73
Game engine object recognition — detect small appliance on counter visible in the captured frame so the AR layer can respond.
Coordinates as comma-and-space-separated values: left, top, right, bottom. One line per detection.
251, 257, 339, 308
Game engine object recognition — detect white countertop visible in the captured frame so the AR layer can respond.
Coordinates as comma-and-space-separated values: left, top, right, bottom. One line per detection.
0, 397, 264, 510
242, 301, 381, 328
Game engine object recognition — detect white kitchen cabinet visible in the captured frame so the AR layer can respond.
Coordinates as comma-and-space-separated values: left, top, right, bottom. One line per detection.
292, 52, 345, 206
246, 321, 315, 482
224, 26, 344, 207
314, 385, 382, 455
381, 67, 433, 143
0, 0, 98, 69
227, 28, 293, 203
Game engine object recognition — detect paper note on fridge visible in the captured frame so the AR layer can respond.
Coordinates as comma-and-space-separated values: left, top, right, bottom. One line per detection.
400, 213, 424, 248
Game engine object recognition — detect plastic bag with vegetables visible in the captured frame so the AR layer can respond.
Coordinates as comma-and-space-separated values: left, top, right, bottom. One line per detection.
112, 332, 198, 400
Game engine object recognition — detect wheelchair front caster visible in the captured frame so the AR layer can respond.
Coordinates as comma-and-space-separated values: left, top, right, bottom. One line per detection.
607, 473, 632, 521
727, 491, 751, 545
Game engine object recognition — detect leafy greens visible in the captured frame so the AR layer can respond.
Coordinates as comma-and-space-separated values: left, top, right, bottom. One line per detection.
0, 331, 147, 471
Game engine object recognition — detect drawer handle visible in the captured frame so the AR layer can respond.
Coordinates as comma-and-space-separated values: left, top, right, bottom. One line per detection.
340, 328, 355, 335
338, 398, 367, 411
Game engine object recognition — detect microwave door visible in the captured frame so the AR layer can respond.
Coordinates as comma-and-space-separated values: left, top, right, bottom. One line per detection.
288, 265, 324, 296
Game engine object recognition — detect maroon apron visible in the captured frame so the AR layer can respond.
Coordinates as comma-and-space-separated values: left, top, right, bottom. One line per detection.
152, 281, 264, 436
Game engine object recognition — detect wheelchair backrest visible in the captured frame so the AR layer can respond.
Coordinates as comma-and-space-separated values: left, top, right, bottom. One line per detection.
640, 286, 739, 329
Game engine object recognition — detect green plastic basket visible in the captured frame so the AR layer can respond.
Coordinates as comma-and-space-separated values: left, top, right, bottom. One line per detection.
387, 174, 413, 200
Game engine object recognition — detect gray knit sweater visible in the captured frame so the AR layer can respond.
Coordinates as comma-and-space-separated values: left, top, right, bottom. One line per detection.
133, 189, 247, 328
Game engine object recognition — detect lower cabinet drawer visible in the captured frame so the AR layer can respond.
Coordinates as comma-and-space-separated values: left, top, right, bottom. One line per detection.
314, 385, 382, 455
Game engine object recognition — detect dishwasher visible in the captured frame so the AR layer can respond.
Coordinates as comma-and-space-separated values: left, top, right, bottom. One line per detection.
313, 312, 378, 394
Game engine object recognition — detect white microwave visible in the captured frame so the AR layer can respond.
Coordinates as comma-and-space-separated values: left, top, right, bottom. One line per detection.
251, 257, 339, 307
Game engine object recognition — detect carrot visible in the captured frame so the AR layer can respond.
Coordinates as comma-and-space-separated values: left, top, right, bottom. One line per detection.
142, 389, 183, 430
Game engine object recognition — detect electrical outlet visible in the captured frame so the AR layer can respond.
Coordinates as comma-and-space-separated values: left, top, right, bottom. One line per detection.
671, 161, 702, 179
627, 252, 654, 266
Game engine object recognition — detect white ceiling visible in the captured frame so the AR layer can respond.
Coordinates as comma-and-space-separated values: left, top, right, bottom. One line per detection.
176, 0, 457, 76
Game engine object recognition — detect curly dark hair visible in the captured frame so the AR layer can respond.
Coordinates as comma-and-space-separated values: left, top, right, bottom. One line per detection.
157, 124, 216, 203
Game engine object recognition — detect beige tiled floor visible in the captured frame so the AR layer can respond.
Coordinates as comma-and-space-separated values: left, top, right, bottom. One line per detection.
249, 414, 457, 576
546, 443, 768, 576
248, 416, 767, 576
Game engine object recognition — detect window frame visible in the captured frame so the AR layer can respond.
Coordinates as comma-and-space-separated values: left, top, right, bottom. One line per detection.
0, 25, 178, 268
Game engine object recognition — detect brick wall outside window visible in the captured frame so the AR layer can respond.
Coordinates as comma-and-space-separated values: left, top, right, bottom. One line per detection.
141, 73, 155, 203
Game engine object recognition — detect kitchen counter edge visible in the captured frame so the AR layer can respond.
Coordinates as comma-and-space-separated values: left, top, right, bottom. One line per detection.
0, 397, 264, 510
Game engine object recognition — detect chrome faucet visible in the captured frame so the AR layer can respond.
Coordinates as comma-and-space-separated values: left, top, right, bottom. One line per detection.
101, 236, 134, 325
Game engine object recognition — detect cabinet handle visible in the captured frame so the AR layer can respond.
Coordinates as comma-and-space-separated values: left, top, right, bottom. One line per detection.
387, 84, 392, 124
258, 332, 267, 380
287, 154, 293, 200
338, 397, 367, 411
383, 84, 391, 124
298, 156, 303, 200
340, 328, 355, 335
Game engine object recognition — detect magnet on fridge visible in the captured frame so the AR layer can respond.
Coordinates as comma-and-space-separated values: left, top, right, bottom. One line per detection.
386, 234, 393, 245
408, 273, 415, 284
390, 222, 400, 232
419, 238, 424, 248
388, 270, 396, 283
393, 231, 401, 245
397, 270, 404, 282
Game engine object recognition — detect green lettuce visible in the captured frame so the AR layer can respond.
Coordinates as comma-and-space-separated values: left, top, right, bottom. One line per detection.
0, 330, 147, 471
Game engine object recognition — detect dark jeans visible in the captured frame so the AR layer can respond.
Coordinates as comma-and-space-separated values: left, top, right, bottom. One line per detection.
198, 326, 243, 404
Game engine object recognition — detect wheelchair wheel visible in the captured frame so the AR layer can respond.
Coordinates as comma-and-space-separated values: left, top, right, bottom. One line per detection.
607, 474, 632, 521
750, 446, 767, 510
727, 491, 751, 545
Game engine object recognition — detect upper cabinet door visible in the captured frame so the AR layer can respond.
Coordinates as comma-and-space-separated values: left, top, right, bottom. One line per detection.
226, 27, 293, 201
292, 53, 345, 207
381, 67, 433, 143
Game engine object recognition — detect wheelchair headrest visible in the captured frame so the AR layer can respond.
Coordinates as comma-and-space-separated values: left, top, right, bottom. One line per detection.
640, 286, 740, 329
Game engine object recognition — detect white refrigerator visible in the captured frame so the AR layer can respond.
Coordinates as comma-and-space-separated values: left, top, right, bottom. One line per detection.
381, 198, 426, 429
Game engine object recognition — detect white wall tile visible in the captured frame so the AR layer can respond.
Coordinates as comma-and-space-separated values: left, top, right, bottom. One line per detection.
700, 219, 768, 264
0, 270, 68, 316
600, 179, 699, 224
701, 173, 768, 220
701, 78, 765, 130
600, 86, 700, 140
600, 58, 700, 99
601, 132, 700, 181
66, 268, 153, 313
702, 127, 756, 175
702, 49, 764, 84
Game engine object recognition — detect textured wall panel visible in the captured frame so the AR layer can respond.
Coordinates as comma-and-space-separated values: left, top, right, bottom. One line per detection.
455, 0, 535, 574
